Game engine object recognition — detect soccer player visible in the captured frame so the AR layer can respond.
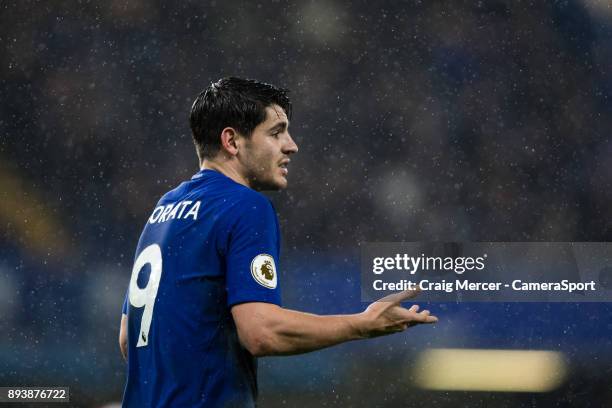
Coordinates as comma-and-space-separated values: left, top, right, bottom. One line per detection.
119, 77, 438, 407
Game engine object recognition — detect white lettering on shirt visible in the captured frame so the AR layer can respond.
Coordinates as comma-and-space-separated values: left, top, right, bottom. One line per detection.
148, 200, 201, 224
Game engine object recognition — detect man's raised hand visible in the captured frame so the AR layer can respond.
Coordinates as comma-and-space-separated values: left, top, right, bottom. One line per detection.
357, 288, 438, 338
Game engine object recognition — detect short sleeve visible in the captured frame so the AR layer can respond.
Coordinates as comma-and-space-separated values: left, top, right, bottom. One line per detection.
225, 193, 281, 307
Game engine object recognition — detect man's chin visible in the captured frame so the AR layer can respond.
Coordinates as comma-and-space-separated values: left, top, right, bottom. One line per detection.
276, 176, 288, 190
270, 180, 288, 191
250, 177, 287, 191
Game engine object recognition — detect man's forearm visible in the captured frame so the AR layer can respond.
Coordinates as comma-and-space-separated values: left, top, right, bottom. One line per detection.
232, 303, 366, 356
258, 307, 366, 355
119, 314, 128, 361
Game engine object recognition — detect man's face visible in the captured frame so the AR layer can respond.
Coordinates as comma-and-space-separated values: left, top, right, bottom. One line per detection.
238, 104, 298, 191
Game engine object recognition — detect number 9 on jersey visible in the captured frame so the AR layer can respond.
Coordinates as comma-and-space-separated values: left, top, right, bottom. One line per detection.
129, 244, 163, 347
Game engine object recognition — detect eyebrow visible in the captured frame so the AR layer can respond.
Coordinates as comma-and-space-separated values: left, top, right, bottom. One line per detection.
268, 121, 288, 132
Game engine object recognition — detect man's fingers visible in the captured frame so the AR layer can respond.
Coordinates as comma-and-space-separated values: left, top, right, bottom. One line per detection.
413, 310, 438, 323
398, 308, 438, 325
376, 287, 421, 304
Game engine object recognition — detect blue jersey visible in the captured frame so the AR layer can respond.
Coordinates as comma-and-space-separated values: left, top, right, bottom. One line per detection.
122, 169, 282, 407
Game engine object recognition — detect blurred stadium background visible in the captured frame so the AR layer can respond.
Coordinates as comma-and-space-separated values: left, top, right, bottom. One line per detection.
1, 0, 612, 406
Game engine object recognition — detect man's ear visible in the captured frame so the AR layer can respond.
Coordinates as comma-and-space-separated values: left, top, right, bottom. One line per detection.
219, 127, 240, 156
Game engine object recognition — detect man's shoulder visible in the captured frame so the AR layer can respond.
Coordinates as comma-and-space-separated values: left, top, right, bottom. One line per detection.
218, 189, 275, 230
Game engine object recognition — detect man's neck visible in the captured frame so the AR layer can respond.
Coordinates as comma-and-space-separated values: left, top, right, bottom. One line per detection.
201, 159, 251, 189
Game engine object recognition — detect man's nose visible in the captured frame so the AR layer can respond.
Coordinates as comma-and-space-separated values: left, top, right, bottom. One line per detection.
283, 133, 298, 154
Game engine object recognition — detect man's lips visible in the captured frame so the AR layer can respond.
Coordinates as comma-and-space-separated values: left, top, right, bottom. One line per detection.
279, 159, 290, 175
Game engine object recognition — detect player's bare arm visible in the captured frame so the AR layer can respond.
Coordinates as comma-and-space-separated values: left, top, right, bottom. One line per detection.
232, 289, 437, 357
119, 314, 128, 361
